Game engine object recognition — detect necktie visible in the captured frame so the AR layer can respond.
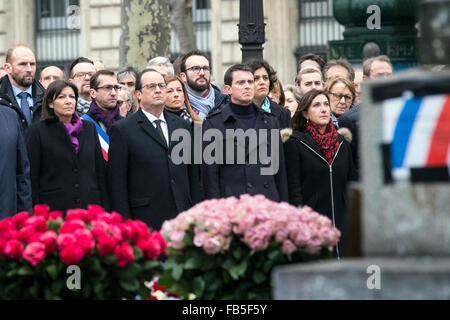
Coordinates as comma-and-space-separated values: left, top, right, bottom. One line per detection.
153, 119, 167, 146
18, 91, 32, 124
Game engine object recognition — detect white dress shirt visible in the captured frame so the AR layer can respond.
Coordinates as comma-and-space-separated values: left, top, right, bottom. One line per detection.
141, 109, 169, 145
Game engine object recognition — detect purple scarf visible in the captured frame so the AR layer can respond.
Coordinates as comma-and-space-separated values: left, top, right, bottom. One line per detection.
89, 99, 121, 133
64, 112, 83, 154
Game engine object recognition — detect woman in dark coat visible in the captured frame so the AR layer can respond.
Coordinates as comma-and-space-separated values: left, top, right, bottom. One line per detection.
284, 89, 357, 258
25, 80, 109, 212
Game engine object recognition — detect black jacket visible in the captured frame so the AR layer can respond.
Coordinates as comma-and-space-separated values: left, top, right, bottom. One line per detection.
107, 109, 201, 230
284, 130, 357, 256
207, 84, 230, 116
269, 99, 291, 129
25, 119, 109, 212
202, 102, 289, 202
0, 107, 32, 219
338, 105, 360, 171
0, 76, 45, 133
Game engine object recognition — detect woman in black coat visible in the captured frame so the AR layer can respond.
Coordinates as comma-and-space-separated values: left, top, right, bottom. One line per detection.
284, 89, 357, 258
25, 80, 109, 212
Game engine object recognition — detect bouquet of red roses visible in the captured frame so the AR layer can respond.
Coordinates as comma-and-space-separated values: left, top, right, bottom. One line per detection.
0, 205, 166, 299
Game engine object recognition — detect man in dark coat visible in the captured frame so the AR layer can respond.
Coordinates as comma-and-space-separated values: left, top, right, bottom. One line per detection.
0, 107, 32, 219
107, 69, 201, 230
202, 64, 288, 202
0, 44, 45, 133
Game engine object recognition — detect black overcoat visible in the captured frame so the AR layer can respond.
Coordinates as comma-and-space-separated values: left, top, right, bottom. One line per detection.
107, 109, 201, 230
25, 119, 109, 212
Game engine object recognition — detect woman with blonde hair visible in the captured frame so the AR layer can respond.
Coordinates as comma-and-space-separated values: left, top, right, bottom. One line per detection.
164, 75, 201, 124
324, 76, 355, 128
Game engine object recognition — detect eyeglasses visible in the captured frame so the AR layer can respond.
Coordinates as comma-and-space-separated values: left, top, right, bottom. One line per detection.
186, 66, 210, 73
329, 92, 353, 102
142, 83, 167, 90
96, 85, 121, 92
73, 72, 95, 79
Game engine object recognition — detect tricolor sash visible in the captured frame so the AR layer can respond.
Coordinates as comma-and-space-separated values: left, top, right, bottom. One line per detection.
81, 114, 109, 161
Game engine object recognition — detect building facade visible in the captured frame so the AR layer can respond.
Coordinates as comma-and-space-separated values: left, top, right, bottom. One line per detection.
0, 0, 343, 85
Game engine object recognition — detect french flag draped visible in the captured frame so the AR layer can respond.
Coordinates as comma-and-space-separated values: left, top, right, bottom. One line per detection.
382, 94, 450, 182
81, 114, 109, 161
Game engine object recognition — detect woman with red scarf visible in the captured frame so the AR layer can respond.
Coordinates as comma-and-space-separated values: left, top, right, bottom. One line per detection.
284, 89, 357, 258
25, 80, 109, 213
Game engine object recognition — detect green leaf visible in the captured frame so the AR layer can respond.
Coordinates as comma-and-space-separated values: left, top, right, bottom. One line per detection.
6, 269, 17, 278
196, 221, 206, 231
46, 264, 59, 280
263, 260, 273, 273
133, 247, 143, 261
172, 263, 183, 281
252, 270, 266, 284
232, 246, 242, 260
192, 276, 205, 297
157, 270, 175, 288
103, 254, 118, 265
119, 279, 140, 292
228, 260, 247, 280
268, 249, 281, 261
142, 260, 161, 271
17, 265, 33, 276
184, 256, 202, 270
182, 231, 194, 246
126, 262, 142, 277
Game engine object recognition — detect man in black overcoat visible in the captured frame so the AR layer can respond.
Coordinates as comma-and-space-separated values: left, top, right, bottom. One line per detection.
107, 69, 201, 230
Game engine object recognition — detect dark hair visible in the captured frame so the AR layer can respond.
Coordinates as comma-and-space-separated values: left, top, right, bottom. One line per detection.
223, 64, 253, 86
180, 50, 210, 73
323, 59, 355, 82
69, 57, 94, 78
291, 89, 330, 131
247, 60, 276, 92
117, 66, 139, 82
362, 55, 392, 78
297, 53, 326, 73
90, 70, 116, 90
135, 68, 165, 91
173, 54, 185, 75
41, 80, 78, 121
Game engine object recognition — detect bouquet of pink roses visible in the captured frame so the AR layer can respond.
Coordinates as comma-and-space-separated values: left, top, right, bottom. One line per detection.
0, 205, 166, 299
159, 194, 340, 300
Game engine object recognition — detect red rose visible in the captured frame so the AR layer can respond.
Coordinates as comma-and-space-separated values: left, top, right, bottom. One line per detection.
48, 211, 63, 221
97, 234, 117, 256
110, 212, 124, 223
0, 218, 14, 234
117, 223, 133, 242
24, 216, 47, 232
149, 231, 167, 255
59, 219, 86, 233
74, 229, 95, 256
87, 205, 106, 221
3, 239, 24, 258
0, 239, 7, 258
66, 209, 88, 222
23, 242, 46, 266
96, 212, 113, 224
28, 232, 43, 244
59, 243, 84, 264
32, 204, 50, 218
14, 225, 36, 243
91, 220, 109, 238
128, 220, 149, 242
57, 233, 77, 251
107, 225, 123, 242
11, 211, 30, 228
40, 231, 57, 253
114, 242, 134, 267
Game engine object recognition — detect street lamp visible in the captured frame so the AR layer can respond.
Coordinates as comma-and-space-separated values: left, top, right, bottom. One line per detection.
238, 0, 266, 63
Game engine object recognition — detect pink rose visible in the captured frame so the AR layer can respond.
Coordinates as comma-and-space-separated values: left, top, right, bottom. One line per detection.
59, 219, 86, 233
193, 230, 207, 247
97, 234, 117, 256
11, 211, 30, 228
0, 218, 14, 234
28, 232, 43, 244
128, 221, 149, 242
14, 225, 36, 243
3, 239, 24, 258
275, 229, 288, 243
40, 231, 57, 253
66, 209, 88, 222
60, 243, 84, 264
117, 223, 133, 242
23, 242, 46, 266
87, 205, 106, 221
91, 220, 109, 238
203, 236, 222, 255
47, 211, 63, 221
107, 225, 123, 242
74, 229, 95, 256
24, 216, 47, 232
57, 233, 77, 251
32, 204, 50, 218
114, 242, 134, 267
281, 239, 297, 255
168, 230, 185, 249
110, 212, 124, 223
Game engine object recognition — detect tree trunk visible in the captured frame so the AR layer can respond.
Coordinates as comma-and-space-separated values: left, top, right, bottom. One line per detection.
120, 0, 171, 71
170, 0, 196, 54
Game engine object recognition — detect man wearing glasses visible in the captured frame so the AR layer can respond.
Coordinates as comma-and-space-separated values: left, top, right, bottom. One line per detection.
180, 50, 228, 120
107, 68, 200, 230
82, 70, 122, 161
68, 57, 96, 115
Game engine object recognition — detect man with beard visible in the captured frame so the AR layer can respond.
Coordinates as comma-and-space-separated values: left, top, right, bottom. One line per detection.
82, 70, 122, 161
0, 44, 45, 132
69, 57, 96, 115
180, 50, 228, 120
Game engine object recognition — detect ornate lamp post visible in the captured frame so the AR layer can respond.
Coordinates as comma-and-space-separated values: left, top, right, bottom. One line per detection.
238, 0, 266, 63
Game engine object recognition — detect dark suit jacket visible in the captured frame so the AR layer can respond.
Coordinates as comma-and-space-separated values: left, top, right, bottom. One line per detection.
202, 102, 289, 202
338, 105, 360, 172
269, 99, 291, 129
25, 119, 109, 212
0, 76, 44, 133
0, 107, 31, 219
107, 109, 201, 230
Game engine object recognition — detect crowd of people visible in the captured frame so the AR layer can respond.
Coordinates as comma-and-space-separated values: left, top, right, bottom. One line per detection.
0, 43, 394, 257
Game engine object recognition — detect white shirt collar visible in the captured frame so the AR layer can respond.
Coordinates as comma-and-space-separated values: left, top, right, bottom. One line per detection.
12, 84, 32, 98
141, 108, 166, 124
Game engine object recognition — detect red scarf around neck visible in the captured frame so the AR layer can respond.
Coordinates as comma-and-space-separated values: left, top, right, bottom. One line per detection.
306, 121, 340, 164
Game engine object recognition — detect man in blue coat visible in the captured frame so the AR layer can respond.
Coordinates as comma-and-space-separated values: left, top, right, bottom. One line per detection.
0, 106, 32, 219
